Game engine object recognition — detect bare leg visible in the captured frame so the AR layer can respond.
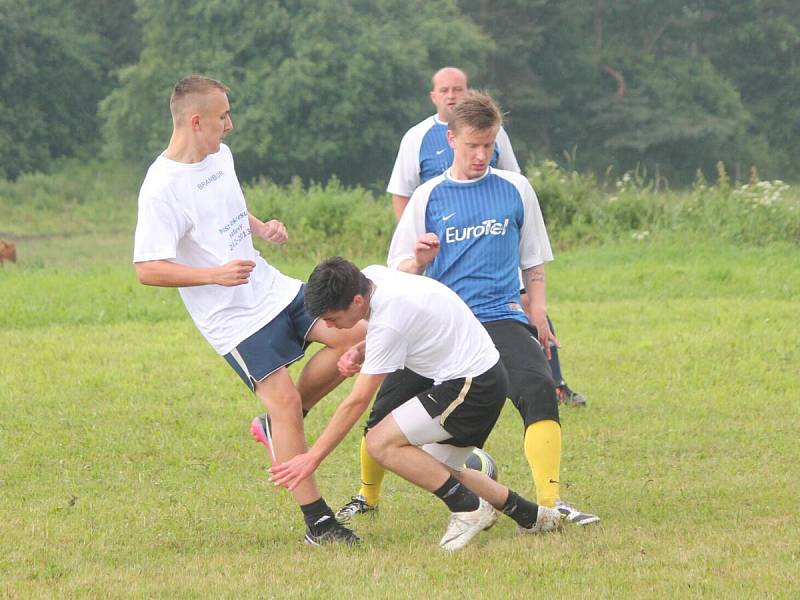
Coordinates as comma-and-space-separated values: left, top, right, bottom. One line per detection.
365, 416, 451, 492
367, 415, 513, 508
297, 319, 367, 412
255, 368, 321, 505
451, 467, 510, 508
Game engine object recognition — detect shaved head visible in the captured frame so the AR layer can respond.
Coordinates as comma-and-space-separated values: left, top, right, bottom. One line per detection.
431, 67, 469, 91
169, 75, 230, 125
429, 67, 470, 122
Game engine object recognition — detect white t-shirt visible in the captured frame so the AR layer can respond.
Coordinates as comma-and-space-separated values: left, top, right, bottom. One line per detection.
360, 265, 499, 384
133, 144, 302, 355
386, 114, 520, 198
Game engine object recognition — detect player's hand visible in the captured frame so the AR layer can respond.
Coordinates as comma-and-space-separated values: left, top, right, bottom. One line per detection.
529, 307, 560, 359
259, 219, 288, 245
269, 452, 320, 491
214, 259, 256, 286
413, 233, 440, 269
338, 344, 364, 377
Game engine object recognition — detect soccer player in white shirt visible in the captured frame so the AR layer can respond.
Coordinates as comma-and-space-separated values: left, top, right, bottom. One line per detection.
133, 75, 365, 546
270, 257, 562, 551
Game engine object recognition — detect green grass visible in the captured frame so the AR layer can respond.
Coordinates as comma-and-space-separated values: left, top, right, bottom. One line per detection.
1, 231, 799, 598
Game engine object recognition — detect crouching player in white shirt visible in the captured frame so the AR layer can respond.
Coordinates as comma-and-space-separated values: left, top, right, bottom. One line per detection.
269, 257, 561, 551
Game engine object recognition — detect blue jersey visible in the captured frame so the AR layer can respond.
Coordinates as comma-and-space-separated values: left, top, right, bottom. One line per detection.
388, 168, 553, 324
387, 116, 521, 198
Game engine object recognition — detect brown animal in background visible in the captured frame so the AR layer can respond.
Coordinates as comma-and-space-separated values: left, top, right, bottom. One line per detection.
0, 240, 17, 266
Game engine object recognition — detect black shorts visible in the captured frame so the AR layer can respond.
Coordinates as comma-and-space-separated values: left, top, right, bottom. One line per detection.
366, 368, 434, 432
483, 319, 559, 426
414, 361, 508, 448
365, 319, 558, 435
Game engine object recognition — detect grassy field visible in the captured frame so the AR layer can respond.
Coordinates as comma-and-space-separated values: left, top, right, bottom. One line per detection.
1, 229, 798, 598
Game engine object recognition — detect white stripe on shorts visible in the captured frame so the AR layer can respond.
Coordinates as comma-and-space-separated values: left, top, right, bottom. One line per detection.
439, 377, 472, 426
229, 348, 253, 383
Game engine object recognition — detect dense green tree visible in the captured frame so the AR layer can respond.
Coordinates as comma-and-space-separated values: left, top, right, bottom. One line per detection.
687, 0, 800, 178
72, 0, 142, 71
0, 0, 139, 179
579, 0, 761, 181
0, 2, 103, 179
100, 0, 491, 185
4, 0, 799, 185
454, 0, 554, 161
459, 0, 792, 183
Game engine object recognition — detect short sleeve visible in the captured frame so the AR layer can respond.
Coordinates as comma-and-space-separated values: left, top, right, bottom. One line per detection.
387, 179, 435, 269
361, 324, 408, 375
133, 195, 189, 263
516, 178, 553, 269
496, 127, 521, 173
387, 128, 423, 198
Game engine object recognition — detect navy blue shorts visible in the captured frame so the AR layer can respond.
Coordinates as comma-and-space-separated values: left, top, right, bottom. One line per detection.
223, 286, 316, 391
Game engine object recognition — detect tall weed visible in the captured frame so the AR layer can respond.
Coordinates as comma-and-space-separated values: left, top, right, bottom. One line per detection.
244, 177, 395, 261
1, 160, 797, 251
527, 160, 800, 246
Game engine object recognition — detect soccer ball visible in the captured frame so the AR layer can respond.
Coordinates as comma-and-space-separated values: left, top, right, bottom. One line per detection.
463, 448, 498, 481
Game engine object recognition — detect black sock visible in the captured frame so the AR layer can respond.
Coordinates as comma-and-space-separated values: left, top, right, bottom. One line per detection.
501, 490, 540, 529
433, 476, 480, 513
300, 498, 335, 530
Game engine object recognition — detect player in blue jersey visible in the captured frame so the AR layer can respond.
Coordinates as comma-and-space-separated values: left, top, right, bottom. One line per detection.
386, 66, 585, 407
336, 91, 599, 527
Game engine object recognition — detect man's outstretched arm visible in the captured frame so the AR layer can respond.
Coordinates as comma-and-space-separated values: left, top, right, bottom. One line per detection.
269, 372, 386, 491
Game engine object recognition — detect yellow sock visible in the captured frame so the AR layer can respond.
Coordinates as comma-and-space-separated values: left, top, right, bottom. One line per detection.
358, 436, 384, 506
524, 420, 562, 507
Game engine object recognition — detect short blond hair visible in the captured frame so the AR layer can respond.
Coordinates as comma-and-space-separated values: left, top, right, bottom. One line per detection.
169, 75, 229, 121
449, 91, 503, 134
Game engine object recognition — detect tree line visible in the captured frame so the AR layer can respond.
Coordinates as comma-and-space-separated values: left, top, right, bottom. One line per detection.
2, 0, 798, 187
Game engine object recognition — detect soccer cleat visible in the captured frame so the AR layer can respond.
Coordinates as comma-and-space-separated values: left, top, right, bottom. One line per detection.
439, 498, 498, 552
304, 515, 361, 546
555, 499, 600, 526
250, 414, 274, 460
335, 495, 377, 522
556, 384, 587, 407
517, 506, 563, 534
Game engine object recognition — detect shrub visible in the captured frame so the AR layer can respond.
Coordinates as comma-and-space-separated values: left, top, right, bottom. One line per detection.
244, 177, 395, 261
526, 159, 800, 246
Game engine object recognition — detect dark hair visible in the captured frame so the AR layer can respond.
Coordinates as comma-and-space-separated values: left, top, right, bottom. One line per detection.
448, 90, 503, 134
304, 256, 370, 317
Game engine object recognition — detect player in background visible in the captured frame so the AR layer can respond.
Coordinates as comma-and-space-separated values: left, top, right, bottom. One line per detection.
270, 257, 562, 551
337, 91, 599, 526
133, 75, 365, 546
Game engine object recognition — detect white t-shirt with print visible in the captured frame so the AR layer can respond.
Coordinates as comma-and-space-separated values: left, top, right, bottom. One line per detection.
133, 144, 302, 355
360, 265, 498, 384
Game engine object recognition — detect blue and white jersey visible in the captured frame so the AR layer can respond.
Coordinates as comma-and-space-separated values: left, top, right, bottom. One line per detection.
387, 115, 520, 198
387, 167, 552, 324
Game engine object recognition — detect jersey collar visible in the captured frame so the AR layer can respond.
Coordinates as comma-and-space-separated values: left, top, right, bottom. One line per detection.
444, 166, 492, 184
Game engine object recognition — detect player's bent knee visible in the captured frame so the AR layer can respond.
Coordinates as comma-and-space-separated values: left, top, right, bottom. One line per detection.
259, 389, 304, 421
364, 430, 389, 465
